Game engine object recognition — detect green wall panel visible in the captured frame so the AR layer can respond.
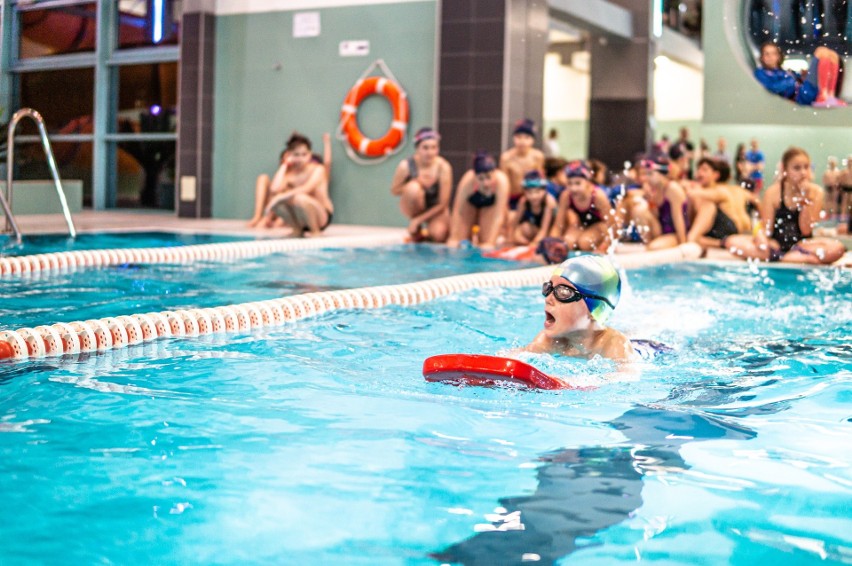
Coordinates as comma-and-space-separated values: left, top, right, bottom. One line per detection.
213, 1, 437, 226
542, 120, 588, 162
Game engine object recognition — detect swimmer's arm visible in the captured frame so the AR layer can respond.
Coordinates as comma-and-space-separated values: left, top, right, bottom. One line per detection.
551, 190, 570, 237
686, 185, 726, 203
508, 196, 527, 234
799, 184, 824, 236
479, 173, 510, 249
269, 160, 289, 193
532, 195, 558, 244
390, 160, 410, 196
667, 182, 689, 243
276, 164, 325, 199
411, 160, 453, 225
594, 192, 615, 253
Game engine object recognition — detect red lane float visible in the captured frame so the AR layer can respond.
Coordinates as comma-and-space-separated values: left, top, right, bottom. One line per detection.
340, 76, 409, 158
423, 354, 575, 390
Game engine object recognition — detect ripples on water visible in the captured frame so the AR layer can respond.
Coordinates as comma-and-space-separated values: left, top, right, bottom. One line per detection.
0, 261, 851, 564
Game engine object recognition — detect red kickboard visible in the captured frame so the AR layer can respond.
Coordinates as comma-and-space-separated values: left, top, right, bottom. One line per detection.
423, 354, 572, 390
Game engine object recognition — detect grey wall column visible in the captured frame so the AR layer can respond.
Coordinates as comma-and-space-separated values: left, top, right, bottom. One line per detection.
176, 1, 216, 218
438, 0, 548, 182
588, 0, 653, 169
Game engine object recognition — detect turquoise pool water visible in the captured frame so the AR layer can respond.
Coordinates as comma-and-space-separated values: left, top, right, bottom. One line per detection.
1, 260, 850, 564
0, 231, 258, 256
0, 245, 524, 328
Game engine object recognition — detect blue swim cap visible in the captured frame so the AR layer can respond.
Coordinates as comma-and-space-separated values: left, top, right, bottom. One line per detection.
513, 118, 537, 138
552, 255, 621, 323
522, 170, 547, 189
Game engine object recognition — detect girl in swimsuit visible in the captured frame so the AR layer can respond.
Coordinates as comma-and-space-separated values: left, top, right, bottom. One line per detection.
619, 157, 689, 250
510, 171, 557, 246
390, 127, 453, 242
684, 157, 743, 249
552, 161, 614, 253
724, 147, 845, 264
447, 151, 510, 250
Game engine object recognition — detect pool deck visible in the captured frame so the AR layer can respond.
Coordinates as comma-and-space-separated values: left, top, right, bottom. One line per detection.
8, 210, 852, 267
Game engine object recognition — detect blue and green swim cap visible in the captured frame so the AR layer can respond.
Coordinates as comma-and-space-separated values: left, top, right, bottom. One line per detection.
552, 255, 621, 323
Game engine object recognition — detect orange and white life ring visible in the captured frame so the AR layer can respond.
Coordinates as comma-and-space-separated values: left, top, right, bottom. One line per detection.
339, 76, 409, 158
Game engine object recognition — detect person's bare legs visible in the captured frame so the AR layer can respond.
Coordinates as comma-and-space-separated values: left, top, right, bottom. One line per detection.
248, 174, 273, 227
723, 234, 773, 261
476, 204, 503, 250
577, 224, 608, 251
647, 233, 681, 250
270, 200, 303, 235
782, 238, 846, 264
686, 199, 716, 243
426, 211, 450, 243
287, 194, 329, 237
447, 201, 477, 247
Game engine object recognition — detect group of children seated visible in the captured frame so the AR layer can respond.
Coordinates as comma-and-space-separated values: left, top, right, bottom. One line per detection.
392, 119, 846, 266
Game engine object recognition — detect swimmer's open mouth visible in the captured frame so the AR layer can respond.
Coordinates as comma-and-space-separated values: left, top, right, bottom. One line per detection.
544, 310, 555, 327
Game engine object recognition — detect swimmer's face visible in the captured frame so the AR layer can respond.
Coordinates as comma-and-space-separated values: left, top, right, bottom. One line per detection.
760, 45, 781, 69
567, 177, 591, 198
554, 169, 568, 186
287, 144, 311, 168
695, 162, 719, 187
525, 186, 546, 203
416, 139, 439, 162
783, 154, 811, 185
476, 170, 494, 187
513, 133, 534, 152
543, 275, 592, 338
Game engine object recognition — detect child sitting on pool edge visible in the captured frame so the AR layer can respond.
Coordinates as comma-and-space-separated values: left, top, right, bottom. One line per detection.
525, 254, 635, 362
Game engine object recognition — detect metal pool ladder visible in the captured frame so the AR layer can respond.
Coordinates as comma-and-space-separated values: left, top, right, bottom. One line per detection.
1, 108, 77, 242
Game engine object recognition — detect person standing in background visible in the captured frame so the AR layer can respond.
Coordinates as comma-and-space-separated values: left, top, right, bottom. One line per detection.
745, 138, 766, 193
822, 156, 842, 220
544, 128, 561, 158
714, 137, 731, 165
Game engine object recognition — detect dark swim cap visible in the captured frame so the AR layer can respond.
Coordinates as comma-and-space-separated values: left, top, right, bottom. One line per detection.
552, 255, 621, 323
522, 170, 547, 189
536, 237, 569, 265
473, 151, 497, 174
513, 118, 536, 138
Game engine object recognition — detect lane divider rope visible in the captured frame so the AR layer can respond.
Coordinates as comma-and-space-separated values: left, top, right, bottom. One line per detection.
0, 232, 404, 276
0, 244, 701, 361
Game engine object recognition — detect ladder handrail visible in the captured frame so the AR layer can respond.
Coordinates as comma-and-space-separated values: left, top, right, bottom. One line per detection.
4, 108, 77, 241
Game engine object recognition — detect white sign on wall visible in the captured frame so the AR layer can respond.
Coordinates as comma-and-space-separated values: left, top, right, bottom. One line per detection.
293, 11, 320, 38
339, 40, 370, 57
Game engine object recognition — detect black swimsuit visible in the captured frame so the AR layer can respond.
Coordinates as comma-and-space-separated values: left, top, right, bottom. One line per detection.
521, 201, 545, 228
772, 183, 805, 254
407, 158, 441, 209
704, 207, 738, 240
467, 181, 496, 209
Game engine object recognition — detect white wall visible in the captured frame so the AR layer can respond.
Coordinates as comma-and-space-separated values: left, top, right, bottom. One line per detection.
653, 55, 703, 121
543, 51, 591, 121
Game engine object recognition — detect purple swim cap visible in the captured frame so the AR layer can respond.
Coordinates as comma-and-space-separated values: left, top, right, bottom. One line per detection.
414, 127, 440, 146
640, 155, 670, 175
473, 151, 497, 174
564, 160, 592, 180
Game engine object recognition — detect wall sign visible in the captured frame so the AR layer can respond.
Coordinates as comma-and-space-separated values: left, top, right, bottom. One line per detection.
340, 40, 370, 57
293, 11, 320, 38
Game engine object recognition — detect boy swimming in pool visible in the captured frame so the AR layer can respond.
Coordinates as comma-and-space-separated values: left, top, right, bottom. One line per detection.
525, 255, 636, 362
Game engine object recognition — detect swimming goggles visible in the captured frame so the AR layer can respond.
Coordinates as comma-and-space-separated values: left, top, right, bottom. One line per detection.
541, 281, 615, 309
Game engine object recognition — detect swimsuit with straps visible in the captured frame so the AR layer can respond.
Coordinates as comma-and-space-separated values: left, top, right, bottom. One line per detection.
772, 183, 805, 254
407, 158, 441, 209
